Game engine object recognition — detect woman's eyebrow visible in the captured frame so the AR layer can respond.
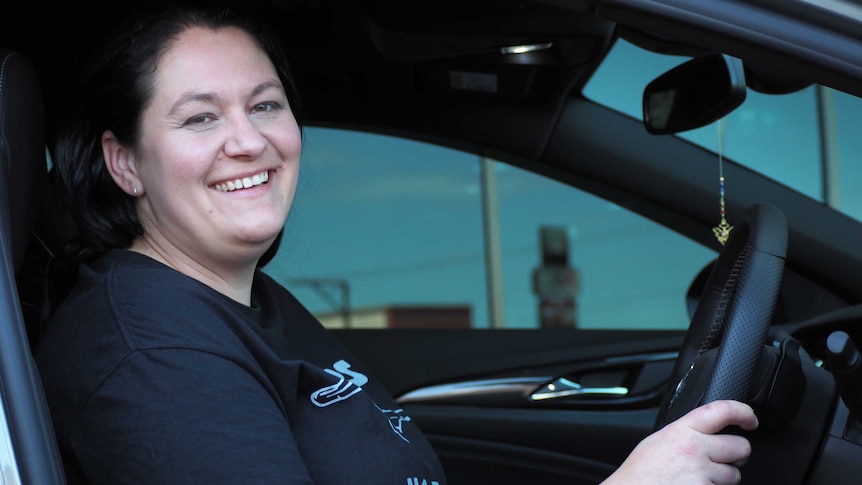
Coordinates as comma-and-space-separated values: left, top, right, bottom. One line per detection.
251, 80, 285, 97
168, 91, 221, 115
168, 82, 284, 115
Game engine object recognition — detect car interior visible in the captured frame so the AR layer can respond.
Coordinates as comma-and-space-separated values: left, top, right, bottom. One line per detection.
3, 0, 862, 484
0, 47, 67, 484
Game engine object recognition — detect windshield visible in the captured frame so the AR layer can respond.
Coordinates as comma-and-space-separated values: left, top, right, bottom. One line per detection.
583, 38, 862, 222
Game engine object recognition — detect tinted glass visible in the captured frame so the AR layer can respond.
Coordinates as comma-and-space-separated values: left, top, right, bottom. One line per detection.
264, 127, 714, 330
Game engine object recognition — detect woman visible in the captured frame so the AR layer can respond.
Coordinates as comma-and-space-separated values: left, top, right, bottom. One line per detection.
35, 2, 757, 484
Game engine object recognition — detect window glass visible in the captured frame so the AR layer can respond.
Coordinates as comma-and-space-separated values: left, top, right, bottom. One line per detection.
493, 165, 715, 329
265, 128, 487, 328
583, 39, 821, 202
833, 90, 862, 218
682, 89, 820, 201
264, 127, 715, 330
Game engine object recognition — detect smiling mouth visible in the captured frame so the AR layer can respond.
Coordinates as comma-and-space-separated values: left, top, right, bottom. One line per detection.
213, 170, 270, 192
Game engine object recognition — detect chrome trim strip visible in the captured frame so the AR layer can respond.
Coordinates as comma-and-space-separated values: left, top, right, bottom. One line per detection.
397, 377, 548, 405
604, 351, 678, 364
396, 351, 678, 406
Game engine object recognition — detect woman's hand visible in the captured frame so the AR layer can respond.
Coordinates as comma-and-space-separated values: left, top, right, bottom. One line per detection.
601, 400, 759, 485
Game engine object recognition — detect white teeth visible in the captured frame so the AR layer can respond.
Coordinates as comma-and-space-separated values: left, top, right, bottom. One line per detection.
214, 170, 270, 192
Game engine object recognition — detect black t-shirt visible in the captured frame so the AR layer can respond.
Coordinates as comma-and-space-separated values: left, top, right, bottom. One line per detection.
36, 249, 447, 484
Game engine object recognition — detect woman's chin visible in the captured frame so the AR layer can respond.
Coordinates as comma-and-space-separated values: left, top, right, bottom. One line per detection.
237, 226, 284, 249
215, 214, 286, 259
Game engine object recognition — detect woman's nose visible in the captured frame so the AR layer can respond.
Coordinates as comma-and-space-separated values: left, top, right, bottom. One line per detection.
223, 115, 267, 159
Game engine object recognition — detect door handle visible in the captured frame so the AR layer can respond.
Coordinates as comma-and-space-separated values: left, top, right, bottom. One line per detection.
529, 377, 628, 401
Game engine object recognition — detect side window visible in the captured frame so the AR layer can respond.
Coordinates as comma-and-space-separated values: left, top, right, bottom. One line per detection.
263, 127, 715, 330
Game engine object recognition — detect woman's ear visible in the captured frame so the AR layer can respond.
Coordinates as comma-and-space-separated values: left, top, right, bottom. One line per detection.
102, 130, 143, 197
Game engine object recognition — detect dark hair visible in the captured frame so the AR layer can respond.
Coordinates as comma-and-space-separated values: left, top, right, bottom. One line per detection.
47, 1, 301, 309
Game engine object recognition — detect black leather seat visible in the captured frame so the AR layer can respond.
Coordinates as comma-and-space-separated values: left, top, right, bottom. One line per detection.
0, 49, 47, 269
0, 47, 66, 484
0, 48, 76, 351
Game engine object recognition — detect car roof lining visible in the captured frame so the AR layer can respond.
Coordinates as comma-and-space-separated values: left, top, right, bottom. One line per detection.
592, 0, 862, 98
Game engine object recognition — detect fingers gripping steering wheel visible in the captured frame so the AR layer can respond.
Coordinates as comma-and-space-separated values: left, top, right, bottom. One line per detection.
655, 202, 787, 430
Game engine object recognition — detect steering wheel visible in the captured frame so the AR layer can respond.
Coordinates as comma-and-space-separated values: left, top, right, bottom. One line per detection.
655, 202, 788, 430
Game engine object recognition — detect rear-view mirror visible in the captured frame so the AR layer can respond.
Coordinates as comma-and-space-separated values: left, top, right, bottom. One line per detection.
643, 52, 746, 134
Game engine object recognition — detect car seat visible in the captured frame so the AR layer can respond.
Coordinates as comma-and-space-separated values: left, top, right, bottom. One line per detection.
0, 47, 67, 484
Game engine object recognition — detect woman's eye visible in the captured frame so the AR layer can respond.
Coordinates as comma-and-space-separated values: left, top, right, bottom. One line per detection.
183, 114, 216, 126
252, 101, 283, 113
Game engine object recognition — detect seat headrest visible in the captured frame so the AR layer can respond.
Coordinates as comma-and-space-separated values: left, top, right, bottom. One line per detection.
0, 48, 47, 272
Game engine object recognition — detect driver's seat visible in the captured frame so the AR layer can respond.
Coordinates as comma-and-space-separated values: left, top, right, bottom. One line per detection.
0, 47, 67, 484
1, 49, 47, 270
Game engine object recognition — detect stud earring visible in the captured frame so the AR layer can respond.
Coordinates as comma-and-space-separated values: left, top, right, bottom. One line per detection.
133, 186, 139, 198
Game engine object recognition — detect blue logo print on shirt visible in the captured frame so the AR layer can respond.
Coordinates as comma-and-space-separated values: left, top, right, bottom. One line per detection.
375, 405, 412, 443
310, 359, 367, 407
311, 360, 413, 442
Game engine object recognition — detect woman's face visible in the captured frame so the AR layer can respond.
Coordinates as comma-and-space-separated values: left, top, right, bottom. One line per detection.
131, 26, 301, 269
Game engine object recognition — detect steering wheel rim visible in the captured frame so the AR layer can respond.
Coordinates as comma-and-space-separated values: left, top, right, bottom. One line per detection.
655, 202, 788, 430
